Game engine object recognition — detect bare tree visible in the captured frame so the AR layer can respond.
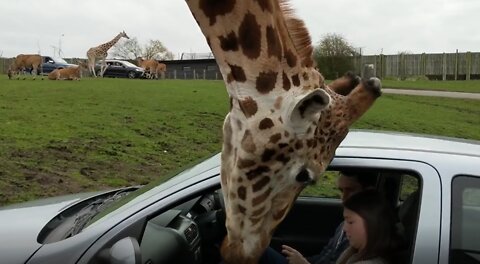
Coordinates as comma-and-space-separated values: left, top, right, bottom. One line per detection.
110, 38, 173, 60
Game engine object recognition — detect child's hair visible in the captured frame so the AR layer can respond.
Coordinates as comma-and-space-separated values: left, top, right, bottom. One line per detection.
343, 189, 400, 262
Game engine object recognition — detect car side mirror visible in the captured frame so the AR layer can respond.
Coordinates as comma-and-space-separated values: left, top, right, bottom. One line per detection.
106, 237, 142, 264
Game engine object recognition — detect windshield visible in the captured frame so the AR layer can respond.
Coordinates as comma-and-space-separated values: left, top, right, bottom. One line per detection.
121, 61, 138, 68
52, 57, 68, 63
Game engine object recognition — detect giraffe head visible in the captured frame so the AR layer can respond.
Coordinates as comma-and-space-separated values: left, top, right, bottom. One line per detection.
120, 30, 130, 40
185, 1, 381, 263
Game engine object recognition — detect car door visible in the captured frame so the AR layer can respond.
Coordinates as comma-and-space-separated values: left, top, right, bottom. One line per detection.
270, 157, 442, 264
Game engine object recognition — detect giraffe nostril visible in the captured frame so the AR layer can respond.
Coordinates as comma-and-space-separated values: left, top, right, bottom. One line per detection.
295, 168, 311, 183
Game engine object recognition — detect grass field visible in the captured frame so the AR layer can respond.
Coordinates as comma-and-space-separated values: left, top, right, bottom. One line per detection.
0, 76, 479, 205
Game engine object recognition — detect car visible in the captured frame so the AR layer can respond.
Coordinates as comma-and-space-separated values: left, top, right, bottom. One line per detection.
95, 59, 145, 79
0, 130, 479, 264
41, 56, 77, 75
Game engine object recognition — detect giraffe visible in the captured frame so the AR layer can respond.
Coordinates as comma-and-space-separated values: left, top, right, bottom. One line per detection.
185, 1, 382, 263
86, 31, 129, 77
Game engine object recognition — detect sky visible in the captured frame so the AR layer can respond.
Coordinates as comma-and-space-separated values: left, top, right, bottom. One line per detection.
0, 0, 479, 59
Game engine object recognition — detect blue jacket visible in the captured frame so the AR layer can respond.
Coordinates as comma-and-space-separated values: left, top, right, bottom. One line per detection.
307, 222, 349, 264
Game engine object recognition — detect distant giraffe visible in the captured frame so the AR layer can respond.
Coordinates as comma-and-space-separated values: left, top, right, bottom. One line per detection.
185, 1, 382, 263
136, 57, 167, 79
86, 31, 129, 77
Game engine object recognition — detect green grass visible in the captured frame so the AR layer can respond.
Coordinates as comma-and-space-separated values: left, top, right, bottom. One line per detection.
380, 79, 480, 93
0, 75, 479, 205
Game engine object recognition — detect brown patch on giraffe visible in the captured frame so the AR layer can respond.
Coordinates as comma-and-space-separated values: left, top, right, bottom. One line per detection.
238, 204, 247, 215
269, 133, 282, 144
285, 49, 297, 68
252, 187, 272, 207
259, 118, 274, 130
199, 0, 236, 25
284, 131, 290, 138
241, 130, 256, 153
239, 13, 262, 59
261, 148, 276, 162
238, 186, 246, 200
256, 71, 278, 94
238, 97, 258, 118
295, 140, 303, 150
282, 72, 291, 91
278, 143, 289, 149
254, 0, 273, 12
246, 166, 270, 180
302, 72, 309, 81
252, 206, 265, 217
273, 204, 290, 220
275, 153, 290, 164
266, 25, 282, 60
238, 158, 256, 169
274, 96, 283, 110
291, 73, 300, 86
250, 217, 262, 227
278, 116, 283, 123
228, 64, 246, 83
252, 176, 270, 192
220, 31, 239, 52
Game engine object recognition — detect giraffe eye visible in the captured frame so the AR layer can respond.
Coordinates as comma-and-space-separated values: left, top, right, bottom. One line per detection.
295, 168, 310, 183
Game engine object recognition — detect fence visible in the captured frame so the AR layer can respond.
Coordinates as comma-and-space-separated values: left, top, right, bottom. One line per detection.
353, 52, 480, 80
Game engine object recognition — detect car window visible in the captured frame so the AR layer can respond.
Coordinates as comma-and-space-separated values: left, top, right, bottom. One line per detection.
450, 175, 480, 263
399, 174, 420, 201
301, 170, 340, 198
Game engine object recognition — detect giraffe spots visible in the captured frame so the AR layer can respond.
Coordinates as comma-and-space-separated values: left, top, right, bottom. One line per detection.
259, 118, 274, 130
238, 186, 247, 200
285, 50, 297, 68
227, 64, 246, 83
278, 143, 288, 149
252, 206, 265, 217
255, 0, 273, 12
199, 0, 236, 25
238, 158, 256, 169
252, 176, 270, 192
274, 96, 283, 110
241, 130, 256, 153
256, 71, 278, 94
275, 153, 290, 164
266, 25, 282, 60
282, 72, 291, 91
252, 187, 272, 207
238, 204, 247, 215
246, 166, 270, 180
291, 73, 300, 86
261, 148, 276, 162
302, 57, 314, 68
220, 31, 239, 52
239, 13, 262, 59
302, 72, 309, 81
295, 140, 303, 150
269, 133, 282, 144
273, 204, 289, 220
239, 97, 258, 118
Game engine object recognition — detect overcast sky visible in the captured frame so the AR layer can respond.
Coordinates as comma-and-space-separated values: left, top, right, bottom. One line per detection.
1, 0, 478, 59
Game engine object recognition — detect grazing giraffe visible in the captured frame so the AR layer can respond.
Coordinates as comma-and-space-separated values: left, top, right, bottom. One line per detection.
136, 57, 166, 79
185, 1, 382, 263
86, 31, 129, 77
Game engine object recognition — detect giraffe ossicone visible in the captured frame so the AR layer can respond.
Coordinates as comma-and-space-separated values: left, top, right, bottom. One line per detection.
185, 1, 382, 263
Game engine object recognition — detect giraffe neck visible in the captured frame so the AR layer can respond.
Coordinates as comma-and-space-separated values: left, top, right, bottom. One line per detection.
186, 1, 316, 101
101, 33, 123, 50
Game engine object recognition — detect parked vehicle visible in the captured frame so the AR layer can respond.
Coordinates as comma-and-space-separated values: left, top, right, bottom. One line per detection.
95, 59, 145, 79
0, 130, 478, 264
41, 56, 77, 74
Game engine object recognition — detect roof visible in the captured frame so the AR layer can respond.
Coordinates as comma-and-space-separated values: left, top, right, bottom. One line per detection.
341, 130, 480, 158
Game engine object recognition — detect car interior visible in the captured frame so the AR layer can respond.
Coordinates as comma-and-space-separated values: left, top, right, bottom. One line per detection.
94, 167, 422, 264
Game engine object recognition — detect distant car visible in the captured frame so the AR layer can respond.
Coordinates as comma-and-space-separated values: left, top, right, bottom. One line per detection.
0, 130, 479, 264
95, 59, 145, 79
41, 56, 77, 75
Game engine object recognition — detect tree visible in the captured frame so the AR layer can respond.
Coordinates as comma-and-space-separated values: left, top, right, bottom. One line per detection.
110, 38, 174, 60
313, 33, 357, 80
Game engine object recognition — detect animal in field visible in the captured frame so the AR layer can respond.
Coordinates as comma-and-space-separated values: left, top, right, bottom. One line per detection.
185, 0, 382, 263
136, 57, 166, 79
48, 62, 87, 80
86, 31, 129, 77
9, 54, 43, 80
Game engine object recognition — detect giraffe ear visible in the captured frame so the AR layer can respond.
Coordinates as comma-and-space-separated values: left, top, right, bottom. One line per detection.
285, 89, 330, 135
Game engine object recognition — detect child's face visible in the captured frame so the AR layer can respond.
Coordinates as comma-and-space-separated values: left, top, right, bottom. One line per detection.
343, 208, 367, 251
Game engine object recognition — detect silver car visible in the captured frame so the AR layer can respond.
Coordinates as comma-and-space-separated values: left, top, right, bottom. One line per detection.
0, 130, 479, 264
